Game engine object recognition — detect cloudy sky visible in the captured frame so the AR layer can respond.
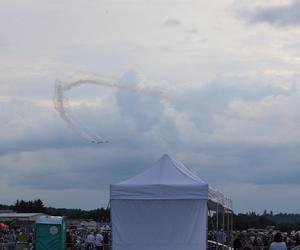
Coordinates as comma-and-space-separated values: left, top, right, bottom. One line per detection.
1, 0, 300, 213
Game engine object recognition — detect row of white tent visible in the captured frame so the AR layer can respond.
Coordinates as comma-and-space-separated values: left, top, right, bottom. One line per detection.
110, 154, 233, 250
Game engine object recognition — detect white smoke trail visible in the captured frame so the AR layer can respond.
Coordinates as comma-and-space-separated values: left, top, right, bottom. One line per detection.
54, 80, 109, 144
53, 75, 168, 144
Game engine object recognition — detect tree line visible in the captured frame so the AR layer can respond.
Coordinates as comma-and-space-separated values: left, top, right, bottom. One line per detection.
0, 199, 110, 222
263, 210, 300, 225
1, 200, 300, 230
207, 211, 300, 232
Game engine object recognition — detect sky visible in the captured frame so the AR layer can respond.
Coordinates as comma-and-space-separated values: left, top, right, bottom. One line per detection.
1, 0, 300, 213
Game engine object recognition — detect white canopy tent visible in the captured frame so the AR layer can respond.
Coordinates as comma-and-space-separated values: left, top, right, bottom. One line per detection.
110, 154, 233, 250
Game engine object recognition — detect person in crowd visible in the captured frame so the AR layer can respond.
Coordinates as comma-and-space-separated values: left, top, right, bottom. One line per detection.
74, 232, 82, 249
95, 230, 103, 250
66, 230, 74, 250
233, 233, 244, 250
295, 233, 300, 246
282, 234, 291, 250
85, 231, 95, 250
216, 229, 227, 244
262, 234, 269, 248
270, 232, 287, 250
267, 232, 274, 245
17, 230, 28, 243
8, 230, 16, 250
27, 231, 34, 246
0, 232, 4, 243
102, 231, 110, 250
208, 231, 214, 241
244, 235, 254, 250
253, 236, 264, 250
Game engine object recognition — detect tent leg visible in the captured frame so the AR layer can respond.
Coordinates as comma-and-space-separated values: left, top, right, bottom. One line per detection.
216, 204, 219, 248
227, 210, 229, 248
207, 204, 209, 250
231, 211, 234, 247
222, 209, 225, 250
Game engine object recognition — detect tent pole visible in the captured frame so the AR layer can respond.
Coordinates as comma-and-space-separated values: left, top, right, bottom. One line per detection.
231, 211, 234, 247
227, 210, 229, 248
216, 204, 219, 248
207, 203, 209, 250
222, 208, 225, 250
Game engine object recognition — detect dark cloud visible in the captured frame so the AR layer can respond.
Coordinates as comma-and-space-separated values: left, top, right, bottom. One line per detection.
4, 147, 161, 191
11, 141, 300, 193
172, 75, 289, 132
164, 19, 181, 27
241, 0, 300, 26
185, 142, 300, 186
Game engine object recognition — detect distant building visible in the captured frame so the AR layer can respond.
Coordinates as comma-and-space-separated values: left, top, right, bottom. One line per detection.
0, 213, 45, 222
0, 213, 47, 232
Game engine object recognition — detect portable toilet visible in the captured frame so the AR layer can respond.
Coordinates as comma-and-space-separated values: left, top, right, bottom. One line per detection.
35, 216, 66, 250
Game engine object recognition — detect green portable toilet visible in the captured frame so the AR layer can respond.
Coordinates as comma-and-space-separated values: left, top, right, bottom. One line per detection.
35, 216, 66, 250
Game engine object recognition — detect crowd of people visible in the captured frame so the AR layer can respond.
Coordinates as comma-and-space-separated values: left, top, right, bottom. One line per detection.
0, 227, 111, 250
208, 230, 300, 250
2, 224, 300, 250
232, 231, 300, 250
0, 229, 34, 249
66, 229, 111, 250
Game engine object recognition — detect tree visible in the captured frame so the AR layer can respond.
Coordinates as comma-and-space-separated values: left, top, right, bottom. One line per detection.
14, 199, 45, 213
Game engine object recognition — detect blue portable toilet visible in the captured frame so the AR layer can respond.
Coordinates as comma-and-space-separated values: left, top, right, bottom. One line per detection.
35, 216, 66, 250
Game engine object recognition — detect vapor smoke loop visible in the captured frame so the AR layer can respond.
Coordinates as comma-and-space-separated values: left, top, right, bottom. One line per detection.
53, 75, 168, 144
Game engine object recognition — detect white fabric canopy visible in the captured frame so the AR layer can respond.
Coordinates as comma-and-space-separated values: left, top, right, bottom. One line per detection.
111, 154, 232, 210
110, 154, 232, 250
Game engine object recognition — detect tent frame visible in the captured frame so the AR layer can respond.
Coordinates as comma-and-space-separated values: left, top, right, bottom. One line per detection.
208, 203, 234, 249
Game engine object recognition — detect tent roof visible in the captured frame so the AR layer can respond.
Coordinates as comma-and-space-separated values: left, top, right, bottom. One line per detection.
110, 154, 233, 210
118, 154, 208, 186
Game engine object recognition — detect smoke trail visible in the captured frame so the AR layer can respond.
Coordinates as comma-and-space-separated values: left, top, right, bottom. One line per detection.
53, 75, 168, 144
54, 80, 109, 144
